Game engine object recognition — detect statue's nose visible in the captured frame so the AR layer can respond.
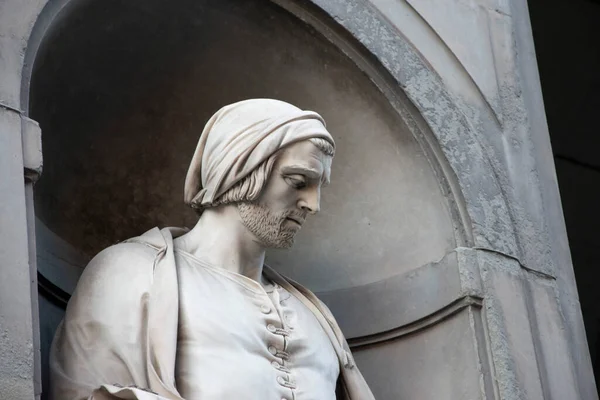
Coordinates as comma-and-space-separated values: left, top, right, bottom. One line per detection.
297, 188, 321, 215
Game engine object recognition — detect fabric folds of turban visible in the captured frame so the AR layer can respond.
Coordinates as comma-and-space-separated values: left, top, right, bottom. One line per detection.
184, 99, 335, 208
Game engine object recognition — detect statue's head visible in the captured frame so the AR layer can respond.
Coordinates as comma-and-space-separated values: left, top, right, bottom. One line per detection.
184, 99, 335, 249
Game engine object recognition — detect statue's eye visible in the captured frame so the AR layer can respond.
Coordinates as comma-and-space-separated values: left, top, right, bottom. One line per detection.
284, 175, 306, 189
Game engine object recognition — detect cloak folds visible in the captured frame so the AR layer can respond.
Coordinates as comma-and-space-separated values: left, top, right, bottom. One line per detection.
50, 227, 375, 400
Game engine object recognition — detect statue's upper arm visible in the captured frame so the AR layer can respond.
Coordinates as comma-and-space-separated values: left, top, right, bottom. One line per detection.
51, 242, 161, 396
65, 242, 158, 322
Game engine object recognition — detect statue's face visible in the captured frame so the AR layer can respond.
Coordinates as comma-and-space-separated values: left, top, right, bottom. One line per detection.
238, 140, 332, 249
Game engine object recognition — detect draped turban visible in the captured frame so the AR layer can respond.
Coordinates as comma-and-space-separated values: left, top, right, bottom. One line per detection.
184, 99, 335, 208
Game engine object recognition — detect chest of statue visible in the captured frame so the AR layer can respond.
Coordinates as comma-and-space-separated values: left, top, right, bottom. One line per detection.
174, 250, 339, 400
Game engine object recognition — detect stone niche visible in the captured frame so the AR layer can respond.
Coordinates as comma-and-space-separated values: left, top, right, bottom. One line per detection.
31, 0, 461, 398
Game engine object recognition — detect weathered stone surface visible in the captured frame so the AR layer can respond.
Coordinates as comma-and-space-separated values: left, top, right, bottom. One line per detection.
0, 108, 35, 400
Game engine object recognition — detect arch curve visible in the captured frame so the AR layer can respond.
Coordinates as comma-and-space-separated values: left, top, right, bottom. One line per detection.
21, 0, 519, 260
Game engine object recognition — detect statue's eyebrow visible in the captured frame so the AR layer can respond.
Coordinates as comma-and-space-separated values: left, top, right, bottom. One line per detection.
281, 165, 330, 186
281, 165, 321, 179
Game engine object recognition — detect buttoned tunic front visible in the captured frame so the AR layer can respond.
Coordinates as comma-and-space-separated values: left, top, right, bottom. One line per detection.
175, 249, 340, 400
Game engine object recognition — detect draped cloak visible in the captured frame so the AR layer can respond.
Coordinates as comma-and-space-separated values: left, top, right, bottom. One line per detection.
49, 227, 375, 400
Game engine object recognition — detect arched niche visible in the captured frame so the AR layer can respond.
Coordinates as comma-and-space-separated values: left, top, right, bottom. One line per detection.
29, 0, 466, 397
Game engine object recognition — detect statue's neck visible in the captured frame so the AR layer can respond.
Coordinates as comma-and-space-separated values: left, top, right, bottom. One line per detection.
174, 205, 266, 282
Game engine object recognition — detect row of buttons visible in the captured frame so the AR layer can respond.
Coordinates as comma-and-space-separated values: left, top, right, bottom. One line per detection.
260, 285, 296, 397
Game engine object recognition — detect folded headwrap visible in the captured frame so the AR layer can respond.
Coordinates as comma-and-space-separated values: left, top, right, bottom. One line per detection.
184, 99, 335, 208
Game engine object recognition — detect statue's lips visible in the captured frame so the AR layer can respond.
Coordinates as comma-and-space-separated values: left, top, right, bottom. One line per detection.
285, 216, 304, 226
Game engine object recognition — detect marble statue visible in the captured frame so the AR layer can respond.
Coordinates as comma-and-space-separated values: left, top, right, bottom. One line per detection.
49, 99, 375, 400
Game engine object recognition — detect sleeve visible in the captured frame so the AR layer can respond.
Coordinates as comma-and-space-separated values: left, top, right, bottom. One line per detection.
49, 242, 160, 400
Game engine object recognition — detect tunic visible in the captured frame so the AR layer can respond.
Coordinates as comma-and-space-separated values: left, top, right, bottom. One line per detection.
175, 249, 339, 399
49, 227, 375, 400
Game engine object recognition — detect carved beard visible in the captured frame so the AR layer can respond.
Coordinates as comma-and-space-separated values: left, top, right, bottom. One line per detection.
238, 203, 301, 249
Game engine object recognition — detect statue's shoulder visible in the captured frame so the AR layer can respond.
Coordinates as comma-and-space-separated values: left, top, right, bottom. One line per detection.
68, 229, 169, 304
65, 230, 169, 320
83, 227, 170, 277
92, 241, 158, 269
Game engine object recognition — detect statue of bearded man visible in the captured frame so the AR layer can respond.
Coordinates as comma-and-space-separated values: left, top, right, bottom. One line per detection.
49, 99, 374, 400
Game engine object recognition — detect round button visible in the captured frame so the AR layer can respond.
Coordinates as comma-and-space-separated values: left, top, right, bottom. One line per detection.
260, 305, 271, 314
268, 346, 277, 355
267, 324, 277, 333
